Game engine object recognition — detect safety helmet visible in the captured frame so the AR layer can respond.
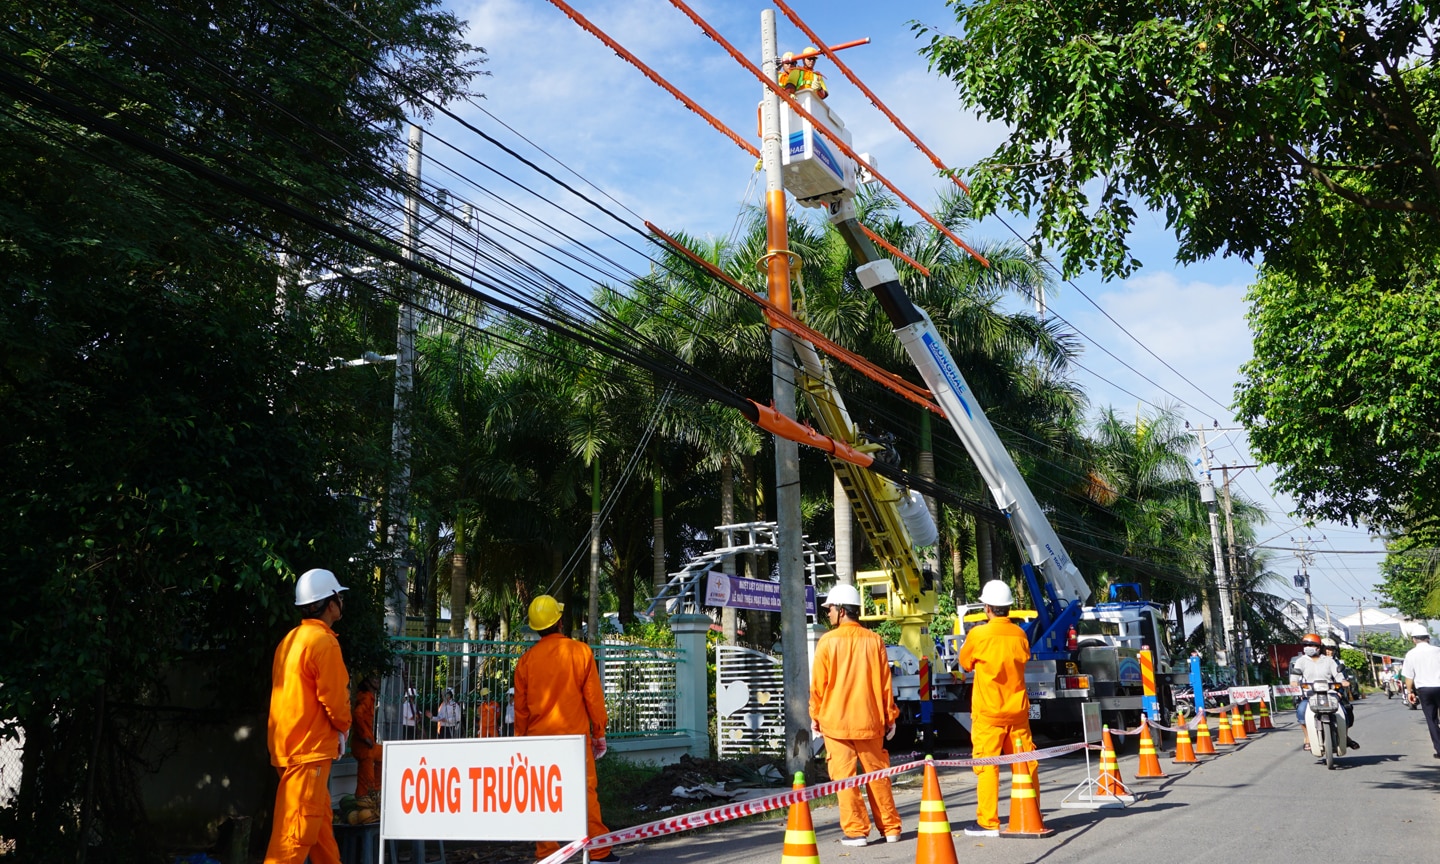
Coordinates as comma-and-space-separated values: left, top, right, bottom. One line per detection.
1320, 637, 1337, 649
1301, 633, 1322, 646
802, 46, 818, 63
780, 51, 794, 62
978, 580, 1014, 607
1404, 621, 1430, 638
294, 568, 348, 606
528, 595, 563, 631
826, 582, 862, 609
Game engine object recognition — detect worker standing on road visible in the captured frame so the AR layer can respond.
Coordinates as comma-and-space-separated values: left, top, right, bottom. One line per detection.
958, 580, 1036, 838
514, 595, 616, 862
809, 582, 903, 847
1401, 622, 1440, 758
263, 568, 352, 864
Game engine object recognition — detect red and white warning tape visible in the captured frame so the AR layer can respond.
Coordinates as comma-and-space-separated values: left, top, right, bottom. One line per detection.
563, 741, 1090, 861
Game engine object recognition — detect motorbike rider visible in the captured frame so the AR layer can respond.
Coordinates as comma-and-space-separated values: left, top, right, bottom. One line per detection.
1320, 637, 1358, 735
1290, 633, 1358, 754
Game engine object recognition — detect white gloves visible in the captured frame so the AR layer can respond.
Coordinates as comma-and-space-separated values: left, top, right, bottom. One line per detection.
885, 724, 896, 741
593, 737, 608, 759
337, 732, 348, 759
811, 719, 822, 735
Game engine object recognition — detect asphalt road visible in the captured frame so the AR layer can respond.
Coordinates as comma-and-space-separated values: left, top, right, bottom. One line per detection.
619, 696, 1439, 864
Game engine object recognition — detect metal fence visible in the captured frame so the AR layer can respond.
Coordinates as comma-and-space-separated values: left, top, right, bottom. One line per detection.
382, 636, 680, 741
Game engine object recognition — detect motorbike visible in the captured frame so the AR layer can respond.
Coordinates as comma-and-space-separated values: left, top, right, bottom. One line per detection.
1384, 676, 1401, 699
1304, 681, 1345, 769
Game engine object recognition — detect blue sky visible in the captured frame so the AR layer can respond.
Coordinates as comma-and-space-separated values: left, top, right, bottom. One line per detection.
432, 0, 1389, 616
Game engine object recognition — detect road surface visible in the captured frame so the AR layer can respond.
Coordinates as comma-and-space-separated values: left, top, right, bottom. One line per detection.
621, 695, 1439, 863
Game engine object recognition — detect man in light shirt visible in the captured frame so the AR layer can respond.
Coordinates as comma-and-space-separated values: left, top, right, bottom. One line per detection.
1401, 622, 1440, 758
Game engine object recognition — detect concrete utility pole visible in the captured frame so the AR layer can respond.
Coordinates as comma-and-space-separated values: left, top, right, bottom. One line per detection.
388, 123, 421, 638
1190, 426, 1236, 669
1353, 597, 1379, 686
1219, 467, 1247, 684
1294, 537, 1316, 634
759, 9, 811, 777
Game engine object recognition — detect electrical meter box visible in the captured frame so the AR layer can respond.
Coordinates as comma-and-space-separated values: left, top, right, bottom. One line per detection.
777, 91, 857, 207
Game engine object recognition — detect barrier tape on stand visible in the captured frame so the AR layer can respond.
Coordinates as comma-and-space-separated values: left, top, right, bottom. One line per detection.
536, 837, 589, 864
587, 758, 926, 849
930, 740, 1092, 767
571, 741, 1093, 860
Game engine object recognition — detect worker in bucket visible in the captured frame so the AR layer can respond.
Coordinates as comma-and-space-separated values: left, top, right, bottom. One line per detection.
514, 595, 617, 861
809, 582, 903, 847
795, 46, 828, 99
958, 580, 1036, 837
263, 568, 352, 864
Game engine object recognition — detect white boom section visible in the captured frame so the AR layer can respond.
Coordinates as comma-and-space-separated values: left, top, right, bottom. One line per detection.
855, 260, 1091, 607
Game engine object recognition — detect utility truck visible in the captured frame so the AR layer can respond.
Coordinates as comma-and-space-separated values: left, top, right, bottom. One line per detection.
777, 81, 1183, 739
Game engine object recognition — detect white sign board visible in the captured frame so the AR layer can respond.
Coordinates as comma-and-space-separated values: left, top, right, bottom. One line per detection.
380, 735, 587, 842
1228, 686, 1272, 702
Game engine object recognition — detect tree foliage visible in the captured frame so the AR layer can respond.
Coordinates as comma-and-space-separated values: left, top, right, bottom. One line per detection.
916, 1, 1440, 278
0, 1, 479, 858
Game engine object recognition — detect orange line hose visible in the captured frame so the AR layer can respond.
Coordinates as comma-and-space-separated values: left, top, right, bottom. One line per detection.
773, 0, 971, 195
543, 0, 759, 159
859, 223, 932, 277
647, 222, 943, 417
665, 0, 989, 268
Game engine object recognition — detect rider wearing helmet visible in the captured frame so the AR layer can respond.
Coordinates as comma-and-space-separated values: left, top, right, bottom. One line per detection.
1320, 637, 1359, 732
1290, 633, 1357, 753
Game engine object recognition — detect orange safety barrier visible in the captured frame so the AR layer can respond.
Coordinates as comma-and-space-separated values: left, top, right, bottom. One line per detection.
1096, 727, 1130, 798
1194, 713, 1217, 755
1134, 718, 1166, 779
915, 760, 958, 864
1001, 732, 1053, 838
1172, 725, 1199, 764
780, 772, 820, 864
1215, 712, 1236, 747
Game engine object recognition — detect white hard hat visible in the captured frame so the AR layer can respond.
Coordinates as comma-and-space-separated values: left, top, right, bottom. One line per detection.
826, 582, 862, 608
294, 568, 348, 606
978, 580, 1014, 607
1405, 621, 1430, 638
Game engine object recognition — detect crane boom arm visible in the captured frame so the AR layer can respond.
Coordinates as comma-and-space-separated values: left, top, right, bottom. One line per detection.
850, 257, 1090, 608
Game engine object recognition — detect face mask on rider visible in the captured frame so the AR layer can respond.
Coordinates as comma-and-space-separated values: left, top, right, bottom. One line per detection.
1304, 646, 1319, 656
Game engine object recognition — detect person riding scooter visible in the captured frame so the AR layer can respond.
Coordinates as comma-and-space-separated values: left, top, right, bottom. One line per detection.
1290, 633, 1358, 754
1320, 637, 1359, 738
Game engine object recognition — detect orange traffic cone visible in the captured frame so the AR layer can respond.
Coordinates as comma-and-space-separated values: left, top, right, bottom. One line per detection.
915, 760, 958, 864
1002, 732, 1054, 838
1135, 717, 1166, 778
1096, 727, 1130, 798
782, 772, 820, 864
1215, 711, 1236, 746
1257, 700, 1274, 730
1194, 713, 1217, 755
1172, 724, 1199, 764
1230, 705, 1248, 741
1242, 703, 1257, 734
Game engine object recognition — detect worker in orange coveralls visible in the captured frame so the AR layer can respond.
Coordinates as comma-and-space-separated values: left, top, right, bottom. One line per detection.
514, 596, 616, 862
475, 687, 502, 737
264, 568, 352, 864
809, 582, 902, 847
351, 675, 381, 798
957, 580, 1036, 838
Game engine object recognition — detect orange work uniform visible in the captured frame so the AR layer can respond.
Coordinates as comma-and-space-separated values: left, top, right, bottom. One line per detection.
958, 615, 1036, 831
476, 700, 502, 737
810, 620, 902, 841
264, 618, 351, 864
514, 633, 613, 861
352, 689, 380, 798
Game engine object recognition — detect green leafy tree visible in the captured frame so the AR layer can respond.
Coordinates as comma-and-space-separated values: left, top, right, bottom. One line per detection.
916, 1, 1440, 278
0, 1, 479, 856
